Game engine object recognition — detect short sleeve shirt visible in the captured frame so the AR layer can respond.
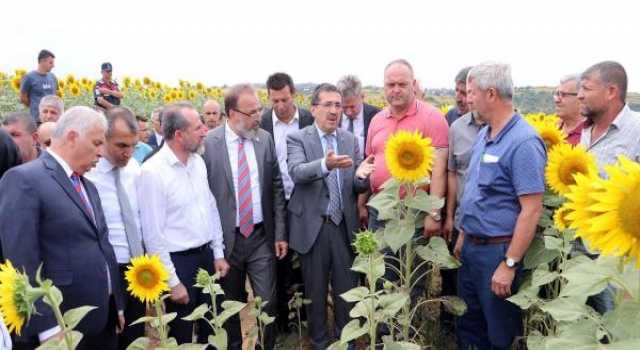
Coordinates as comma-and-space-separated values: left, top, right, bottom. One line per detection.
365, 99, 449, 193
458, 113, 547, 237
94, 79, 121, 106
20, 71, 58, 121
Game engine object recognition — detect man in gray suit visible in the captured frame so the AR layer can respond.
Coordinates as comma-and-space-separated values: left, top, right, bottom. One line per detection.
203, 83, 287, 350
287, 83, 375, 350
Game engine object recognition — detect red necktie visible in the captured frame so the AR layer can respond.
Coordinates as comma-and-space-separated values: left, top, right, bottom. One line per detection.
71, 172, 93, 217
237, 138, 254, 237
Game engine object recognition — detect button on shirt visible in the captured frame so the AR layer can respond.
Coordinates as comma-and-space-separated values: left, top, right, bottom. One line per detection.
225, 123, 263, 226
340, 105, 365, 159
85, 157, 143, 264
272, 109, 299, 200
580, 104, 640, 179
458, 113, 547, 238
138, 144, 225, 287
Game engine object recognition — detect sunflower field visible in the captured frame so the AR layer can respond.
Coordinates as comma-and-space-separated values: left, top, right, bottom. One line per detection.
0, 69, 391, 118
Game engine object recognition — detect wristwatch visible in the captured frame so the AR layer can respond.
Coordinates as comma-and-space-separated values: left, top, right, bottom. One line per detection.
427, 210, 442, 221
504, 256, 519, 268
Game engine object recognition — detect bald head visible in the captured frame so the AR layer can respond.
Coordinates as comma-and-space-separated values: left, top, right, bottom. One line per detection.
37, 122, 56, 150
202, 99, 223, 129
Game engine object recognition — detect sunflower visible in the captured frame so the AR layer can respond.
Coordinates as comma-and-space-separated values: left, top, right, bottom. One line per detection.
122, 76, 132, 88
178, 90, 185, 100
65, 74, 76, 85
134, 79, 142, 89
147, 89, 158, 100
546, 144, 598, 195
143, 76, 152, 86
188, 90, 196, 100
195, 82, 203, 90
564, 172, 605, 232
0, 260, 38, 336
532, 122, 567, 151
10, 77, 21, 92
553, 205, 573, 230
68, 84, 81, 97
163, 94, 172, 104
574, 156, 640, 262
125, 254, 170, 303
57, 79, 66, 90
55, 90, 64, 98
154, 82, 162, 89
384, 130, 435, 183
439, 104, 453, 116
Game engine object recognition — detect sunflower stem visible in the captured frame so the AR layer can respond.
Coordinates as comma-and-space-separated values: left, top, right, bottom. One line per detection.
44, 289, 73, 350
155, 300, 168, 347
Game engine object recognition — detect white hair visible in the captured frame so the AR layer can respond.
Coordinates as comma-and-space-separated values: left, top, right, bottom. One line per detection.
52, 106, 107, 139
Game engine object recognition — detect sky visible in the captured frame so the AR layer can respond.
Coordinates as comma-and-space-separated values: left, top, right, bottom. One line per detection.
2, 0, 639, 92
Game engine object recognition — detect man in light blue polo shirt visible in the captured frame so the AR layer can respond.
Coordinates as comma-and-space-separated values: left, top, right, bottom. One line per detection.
456, 62, 547, 350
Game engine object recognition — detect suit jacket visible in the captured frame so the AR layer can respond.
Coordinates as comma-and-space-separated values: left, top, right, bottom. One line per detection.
362, 103, 382, 153
259, 107, 314, 138
0, 152, 121, 338
147, 132, 160, 148
202, 126, 287, 259
287, 126, 370, 254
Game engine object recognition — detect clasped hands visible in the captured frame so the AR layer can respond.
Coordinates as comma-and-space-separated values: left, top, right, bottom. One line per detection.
325, 151, 375, 179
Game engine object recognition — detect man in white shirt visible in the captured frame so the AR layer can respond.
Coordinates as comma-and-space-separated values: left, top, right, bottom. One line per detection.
85, 106, 146, 350
138, 102, 229, 345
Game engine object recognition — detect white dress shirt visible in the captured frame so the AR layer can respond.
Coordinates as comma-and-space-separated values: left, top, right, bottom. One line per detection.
272, 109, 299, 199
137, 144, 225, 287
85, 157, 143, 264
224, 123, 263, 226
47, 148, 94, 215
340, 104, 365, 159
154, 132, 164, 145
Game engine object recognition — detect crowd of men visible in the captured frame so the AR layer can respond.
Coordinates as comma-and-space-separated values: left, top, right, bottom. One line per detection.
1, 49, 639, 350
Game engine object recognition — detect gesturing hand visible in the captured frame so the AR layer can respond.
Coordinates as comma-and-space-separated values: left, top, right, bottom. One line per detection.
355, 155, 375, 179
325, 150, 353, 170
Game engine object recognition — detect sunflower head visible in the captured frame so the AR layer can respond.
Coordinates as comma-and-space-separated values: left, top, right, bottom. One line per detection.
353, 230, 379, 255
10, 77, 21, 92
195, 82, 204, 90
68, 84, 81, 97
439, 104, 453, 116
0, 260, 41, 336
188, 90, 196, 100
553, 205, 573, 230
143, 76, 152, 85
57, 79, 66, 90
163, 94, 173, 104
170, 90, 178, 100
147, 89, 158, 100
532, 122, 567, 151
546, 144, 598, 195
125, 254, 170, 304
384, 130, 435, 183
65, 74, 76, 85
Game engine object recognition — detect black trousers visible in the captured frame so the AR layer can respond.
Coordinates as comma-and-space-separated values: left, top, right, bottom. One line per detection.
221, 226, 277, 350
117, 264, 147, 349
166, 247, 216, 344
300, 219, 357, 350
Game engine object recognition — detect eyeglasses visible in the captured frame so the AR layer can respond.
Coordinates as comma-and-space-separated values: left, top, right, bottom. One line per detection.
315, 101, 342, 109
553, 91, 578, 99
232, 108, 263, 118
204, 111, 219, 116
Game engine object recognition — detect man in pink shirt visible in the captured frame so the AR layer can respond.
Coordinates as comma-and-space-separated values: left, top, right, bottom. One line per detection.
364, 60, 449, 327
554, 74, 586, 146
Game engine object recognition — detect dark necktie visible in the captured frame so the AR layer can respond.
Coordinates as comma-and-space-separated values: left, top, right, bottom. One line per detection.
323, 134, 342, 225
347, 118, 354, 133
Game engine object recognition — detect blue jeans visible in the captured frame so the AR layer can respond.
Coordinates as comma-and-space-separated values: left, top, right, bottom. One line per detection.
457, 235, 523, 350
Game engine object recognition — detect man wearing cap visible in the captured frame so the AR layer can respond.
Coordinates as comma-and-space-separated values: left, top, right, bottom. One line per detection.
94, 63, 124, 109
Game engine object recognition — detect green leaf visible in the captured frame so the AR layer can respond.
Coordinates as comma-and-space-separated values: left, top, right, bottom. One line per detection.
34, 338, 63, 350
130, 316, 157, 326
543, 192, 565, 207
539, 297, 590, 322
217, 300, 246, 326
543, 226, 561, 237
152, 313, 176, 327
368, 192, 397, 221
507, 285, 541, 310
384, 342, 422, 350
379, 178, 402, 192
612, 266, 640, 298
43, 285, 64, 310
602, 301, 640, 341
414, 237, 460, 269
440, 295, 467, 316
378, 292, 409, 316
404, 190, 444, 213
67, 330, 84, 350
175, 344, 208, 350
371, 256, 386, 283
339, 319, 367, 343
560, 257, 615, 298
341, 286, 369, 303
524, 236, 559, 269
531, 263, 559, 288
349, 300, 370, 318
385, 223, 414, 253
208, 329, 228, 349
544, 236, 564, 252
63, 306, 97, 330
182, 303, 209, 321
125, 337, 150, 350
258, 313, 275, 325
538, 212, 554, 228
526, 330, 547, 350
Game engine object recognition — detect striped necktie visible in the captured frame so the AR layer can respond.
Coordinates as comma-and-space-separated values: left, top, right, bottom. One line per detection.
323, 134, 342, 225
237, 138, 254, 237
70, 172, 93, 218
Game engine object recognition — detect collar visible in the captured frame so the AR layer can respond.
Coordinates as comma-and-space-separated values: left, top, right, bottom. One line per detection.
314, 123, 337, 140
225, 122, 241, 143
584, 104, 633, 131
343, 103, 364, 122
272, 107, 299, 126
47, 148, 74, 177
95, 157, 116, 173
157, 142, 186, 167
484, 112, 522, 144
385, 98, 419, 119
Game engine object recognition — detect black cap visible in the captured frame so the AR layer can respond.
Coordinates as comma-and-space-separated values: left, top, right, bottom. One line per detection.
101, 62, 113, 71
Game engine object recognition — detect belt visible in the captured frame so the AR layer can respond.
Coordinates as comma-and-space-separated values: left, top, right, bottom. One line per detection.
320, 214, 342, 224
171, 243, 212, 256
235, 222, 264, 233
468, 235, 512, 245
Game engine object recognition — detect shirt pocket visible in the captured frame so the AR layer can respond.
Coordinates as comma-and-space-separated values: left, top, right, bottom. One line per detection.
478, 162, 499, 187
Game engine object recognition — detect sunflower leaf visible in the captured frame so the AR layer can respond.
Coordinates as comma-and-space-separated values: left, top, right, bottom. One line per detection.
125, 337, 150, 350
384, 342, 422, 350
339, 318, 367, 343
539, 297, 589, 322
42, 285, 64, 310
524, 236, 559, 269
208, 329, 227, 349
385, 224, 414, 253
182, 303, 209, 321
404, 190, 444, 213
415, 237, 460, 269
602, 301, 640, 341
130, 316, 157, 326
63, 306, 97, 330
341, 286, 369, 303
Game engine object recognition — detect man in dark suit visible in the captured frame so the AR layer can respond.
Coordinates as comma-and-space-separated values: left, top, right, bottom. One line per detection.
258, 72, 313, 333
336, 75, 381, 229
145, 107, 163, 148
0, 106, 122, 350
203, 83, 287, 350
287, 83, 374, 350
